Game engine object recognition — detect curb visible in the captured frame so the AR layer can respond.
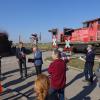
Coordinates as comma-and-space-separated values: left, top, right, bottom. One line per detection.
46, 60, 84, 72
68, 66, 83, 72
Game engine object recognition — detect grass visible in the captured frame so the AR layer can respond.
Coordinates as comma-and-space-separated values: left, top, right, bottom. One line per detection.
38, 43, 52, 51
45, 57, 99, 71
21, 43, 52, 51
68, 58, 85, 69
45, 57, 52, 61
68, 58, 99, 70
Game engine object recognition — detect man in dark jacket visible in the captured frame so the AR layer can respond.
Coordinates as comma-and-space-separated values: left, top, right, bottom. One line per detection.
33, 45, 43, 76
48, 49, 66, 100
16, 42, 27, 78
84, 45, 95, 83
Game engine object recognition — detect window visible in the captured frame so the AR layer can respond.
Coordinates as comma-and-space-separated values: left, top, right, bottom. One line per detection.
90, 36, 93, 41
98, 25, 100, 30
64, 29, 73, 36
98, 20, 100, 24
83, 23, 89, 28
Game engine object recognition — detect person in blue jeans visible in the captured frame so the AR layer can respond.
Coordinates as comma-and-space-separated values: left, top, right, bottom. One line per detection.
83, 45, 95, 84
48, 49, 67, 100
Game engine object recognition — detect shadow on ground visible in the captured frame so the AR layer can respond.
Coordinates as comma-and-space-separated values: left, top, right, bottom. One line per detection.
1, 67, 48, 100
65, 72, 84, 87
69, 78, 97, 100
2, 66, 32, 76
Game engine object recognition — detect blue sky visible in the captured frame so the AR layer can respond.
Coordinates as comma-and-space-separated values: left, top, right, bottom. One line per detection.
0, 0, 100, 43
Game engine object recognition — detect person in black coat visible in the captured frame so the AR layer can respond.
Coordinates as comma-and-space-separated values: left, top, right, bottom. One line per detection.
84, 45, 95, 83
16, 42, 27, 78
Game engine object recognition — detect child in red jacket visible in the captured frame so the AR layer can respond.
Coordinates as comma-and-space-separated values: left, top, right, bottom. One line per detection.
48, 49, 66, 100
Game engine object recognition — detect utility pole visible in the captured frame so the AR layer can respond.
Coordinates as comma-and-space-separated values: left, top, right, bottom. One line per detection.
19, 34, 21, 43
19, 34, 22, 42
39, 32, 41, 42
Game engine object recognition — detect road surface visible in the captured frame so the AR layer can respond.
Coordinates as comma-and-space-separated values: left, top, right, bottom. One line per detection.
0, 51, 100, 100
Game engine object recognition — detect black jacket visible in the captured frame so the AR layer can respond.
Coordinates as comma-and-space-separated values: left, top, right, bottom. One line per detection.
16, 47, 26, 60
85, 50, 95, 63
85, 51, 95, 68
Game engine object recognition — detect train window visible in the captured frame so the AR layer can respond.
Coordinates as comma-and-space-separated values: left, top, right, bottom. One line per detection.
97, 32, 100, 40
90, 36, 93, 41
83, 23, 89, 28
98, 20, 100, 24
64, 29, 73, 36
64, 32, 72, 36
98, 25, 100, 30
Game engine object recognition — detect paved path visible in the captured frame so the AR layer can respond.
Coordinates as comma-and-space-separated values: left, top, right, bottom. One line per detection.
0, 51, 100, 100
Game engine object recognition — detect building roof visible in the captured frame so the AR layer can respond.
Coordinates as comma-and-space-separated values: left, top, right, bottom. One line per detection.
83, 18, 100, 24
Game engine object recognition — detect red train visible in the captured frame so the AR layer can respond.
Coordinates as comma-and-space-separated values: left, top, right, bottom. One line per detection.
49, 18, 100, 54
70, 18, 100, 42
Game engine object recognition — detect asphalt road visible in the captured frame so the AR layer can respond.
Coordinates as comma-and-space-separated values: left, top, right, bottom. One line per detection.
0, 51, 100, 100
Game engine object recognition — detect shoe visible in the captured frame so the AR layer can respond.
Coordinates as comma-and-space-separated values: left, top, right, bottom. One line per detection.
65, 98, 69, 100
25, 74, 28, 78
20, 76, 24, 79
99, 84, 100, 88
82, 79, 89, 82
20, 73, 23, 79
88, 81, 93, 85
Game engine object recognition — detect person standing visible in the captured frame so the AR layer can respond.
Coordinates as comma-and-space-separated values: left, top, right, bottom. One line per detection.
16, 42, 27, 78
48, 49, 66, 100
33, 45, 43, 76
83, 45, 95, 84
58, 48, 70, 65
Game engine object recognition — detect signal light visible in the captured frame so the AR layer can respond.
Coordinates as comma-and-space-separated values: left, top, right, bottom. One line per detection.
63, 28, 74, 36
48, 28, 58, 35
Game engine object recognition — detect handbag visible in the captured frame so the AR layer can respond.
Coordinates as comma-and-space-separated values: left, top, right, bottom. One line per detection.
28, 58, 34, 63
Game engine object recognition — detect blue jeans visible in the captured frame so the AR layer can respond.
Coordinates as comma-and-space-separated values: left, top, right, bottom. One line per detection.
49, 88, 64, 100
84, 62, 94, 82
